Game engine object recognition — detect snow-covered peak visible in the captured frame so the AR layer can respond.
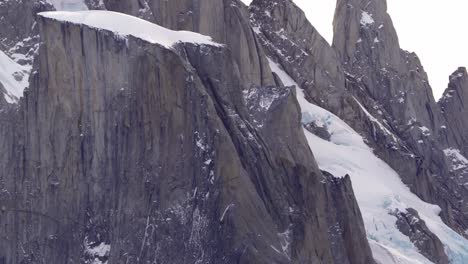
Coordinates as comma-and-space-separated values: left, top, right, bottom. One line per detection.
38, 11, 223, 49
0, 51, 30, 104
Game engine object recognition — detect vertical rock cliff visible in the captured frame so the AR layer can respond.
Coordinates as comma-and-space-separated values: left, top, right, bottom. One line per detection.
0, 7, 374, 264
439, 68, 468, 156
1, 0, 468, 263
250, 0, 468, 262
332, 0, 468, 237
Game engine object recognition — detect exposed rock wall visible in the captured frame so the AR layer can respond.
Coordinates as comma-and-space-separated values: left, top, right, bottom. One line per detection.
439, 67, 468, 156
0, 0, 52, 65
393, 208, 449, 264
323, 173, 375, 264
332, 0, 468, 236
249, 0, 468, 257
0, 12, 373, 263
99, 0, 275, 89
3, 0, 465, 262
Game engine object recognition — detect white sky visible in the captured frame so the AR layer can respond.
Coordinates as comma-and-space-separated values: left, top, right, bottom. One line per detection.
243, 0, 468, 99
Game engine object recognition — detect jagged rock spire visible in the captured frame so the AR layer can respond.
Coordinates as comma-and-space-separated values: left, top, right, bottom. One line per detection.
333, 0, 401, 68
250, 0, 347, 110
439, 67, 468, 155
333, 0, 442, 135
332, 0, 468, 242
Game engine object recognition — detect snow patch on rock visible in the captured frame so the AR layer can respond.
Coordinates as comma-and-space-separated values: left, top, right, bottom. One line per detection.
361, 11, 375, 26
444, 148, 468, 171
353, 96, 399, 143
84, 238, 110, 264
0, 50, 30, 103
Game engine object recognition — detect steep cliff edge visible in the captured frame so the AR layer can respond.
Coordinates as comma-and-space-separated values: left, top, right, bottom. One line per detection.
439, 68, 468, 157
0, 10, 373, 264
96, 0, 275, 89
332, 0, 468, 238
1, 0, 467, 263
250, 0, 468, 262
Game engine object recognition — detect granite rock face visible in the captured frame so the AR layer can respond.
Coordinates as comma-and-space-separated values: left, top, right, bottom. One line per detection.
1, 0, 468, 262
0, 8, 373, 264
249, 0, 466, 260
249, 0, 346, 112
332, 0, 468, 236
0, 0, 53, 65
98, 0, 275, 89
323, 173, 375, 264
393, 208, 449, 264
249, 0, 410, 168
439, 68, 468, 156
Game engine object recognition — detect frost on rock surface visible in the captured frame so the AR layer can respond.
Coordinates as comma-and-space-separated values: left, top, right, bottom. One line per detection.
38, 11, 222, 49
268, 59, 468, 264
0, 50, 30, 103
361, 11, 375, 27
84, 238, 110, 264
443, 148, 468, 172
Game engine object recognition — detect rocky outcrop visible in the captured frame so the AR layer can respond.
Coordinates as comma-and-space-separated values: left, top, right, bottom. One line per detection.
249, 0, 347, 112
0, 0, 52, 65
332, 0, 445, 164
333, 0, 443, 134
439, 67, 468, 156
323, 173, 375, 264
332, 0, 468, 236
1, 0, 466, 262
249, 0, 468, 256
0, 10, 374, 263
249, 0, 414, 185
393, 208, 449, 264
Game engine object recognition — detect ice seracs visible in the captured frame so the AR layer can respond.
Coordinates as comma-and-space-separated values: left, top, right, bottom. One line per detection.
38, 11, 222, 49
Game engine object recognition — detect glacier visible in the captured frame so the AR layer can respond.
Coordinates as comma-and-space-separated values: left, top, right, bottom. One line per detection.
268, 59, 468, 264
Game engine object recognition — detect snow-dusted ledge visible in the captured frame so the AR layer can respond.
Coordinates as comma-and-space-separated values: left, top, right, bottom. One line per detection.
38, 11, 222, 49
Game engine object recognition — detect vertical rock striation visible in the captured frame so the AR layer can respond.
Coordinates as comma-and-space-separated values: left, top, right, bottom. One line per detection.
250, 0, 467, 259
332, 0, 468, 236
99, 0, 275, 89
439, 67, 468, 156
0, 9, 373, 263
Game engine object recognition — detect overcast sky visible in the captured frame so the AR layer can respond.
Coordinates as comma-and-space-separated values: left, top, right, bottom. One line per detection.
243, 0, 468, 99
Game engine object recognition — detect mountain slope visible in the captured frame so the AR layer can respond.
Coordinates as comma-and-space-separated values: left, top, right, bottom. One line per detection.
249, 0, 468, 262
0, 0, 467, 263
269, 58, 468, 264
0, 9, 373, 263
